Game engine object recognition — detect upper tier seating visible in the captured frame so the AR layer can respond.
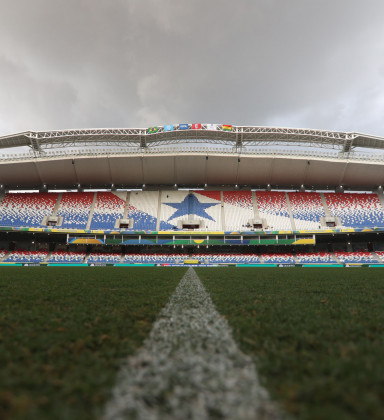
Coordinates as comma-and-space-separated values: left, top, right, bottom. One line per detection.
87, 252, 122, 264
261, 253, 295, 263
288, 192, 325, 230
0, 193, 58, 228
128, 191, 159, 231
159, 191, 222, 230
295, 251, 335, 263
334, 251, 379, 263
90, 192, 126, 230
4, 249, 49, 263
223, 191, 254, 231
256, 191, 292, 230
47, 250, 86, 263
57, 192, 94, 229
324, 193, 384, 228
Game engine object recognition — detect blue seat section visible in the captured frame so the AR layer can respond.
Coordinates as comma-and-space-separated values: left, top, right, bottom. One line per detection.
4, 250, 49, 263
296, 252, 335, 263
0, 193, 58, 228
262, 253, 295, 264
288, 192, 325, 230
57, 192, 94, 229
89, 192, 125, 230
126, 206, 157, 230
87, 252, 121, 264
334, 251, 379, 264
325, 193, 384, 228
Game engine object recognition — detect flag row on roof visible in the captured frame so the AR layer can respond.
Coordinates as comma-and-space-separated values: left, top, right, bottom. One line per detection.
147, 124, 233, 134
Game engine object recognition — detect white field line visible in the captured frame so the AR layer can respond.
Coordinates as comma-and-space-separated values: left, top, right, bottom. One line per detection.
103, 268, 284, 420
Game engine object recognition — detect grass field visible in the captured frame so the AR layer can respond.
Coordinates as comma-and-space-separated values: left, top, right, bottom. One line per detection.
1, 267, 384, 420
0, 267, 186, 420
197, 267, 384, 420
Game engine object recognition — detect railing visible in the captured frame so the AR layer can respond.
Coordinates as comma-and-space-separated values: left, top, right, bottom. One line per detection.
1, 146, 384, 163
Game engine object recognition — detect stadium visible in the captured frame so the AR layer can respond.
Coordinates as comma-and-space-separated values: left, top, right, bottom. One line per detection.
2, 124, 384, 420
1, 123, 384, 266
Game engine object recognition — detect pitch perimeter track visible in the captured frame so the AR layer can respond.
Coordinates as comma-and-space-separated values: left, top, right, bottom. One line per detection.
103, 268, 283, 420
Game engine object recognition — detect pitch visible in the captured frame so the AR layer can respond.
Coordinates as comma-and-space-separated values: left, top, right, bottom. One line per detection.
1, 267, 383, 419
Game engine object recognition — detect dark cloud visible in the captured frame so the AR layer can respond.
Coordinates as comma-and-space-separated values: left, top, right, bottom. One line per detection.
1, 0, 384, 135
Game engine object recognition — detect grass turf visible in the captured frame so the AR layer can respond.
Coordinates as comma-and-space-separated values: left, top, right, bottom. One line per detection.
197, 267, 384, 420
0, 267, 186, 420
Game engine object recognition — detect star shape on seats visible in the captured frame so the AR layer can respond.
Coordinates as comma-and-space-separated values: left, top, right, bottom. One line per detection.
164, 194, 218, 221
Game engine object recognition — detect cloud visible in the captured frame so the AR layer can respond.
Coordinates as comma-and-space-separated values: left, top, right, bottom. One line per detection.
1, 0, 384, 136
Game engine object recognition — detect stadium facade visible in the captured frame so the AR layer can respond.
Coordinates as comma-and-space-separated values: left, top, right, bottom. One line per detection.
1, 124, 384, 267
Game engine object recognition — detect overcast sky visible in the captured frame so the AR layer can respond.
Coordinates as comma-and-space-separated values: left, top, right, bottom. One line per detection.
1, 0, 384, 136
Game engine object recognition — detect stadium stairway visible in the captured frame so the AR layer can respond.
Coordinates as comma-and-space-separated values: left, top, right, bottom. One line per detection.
122, 191, 131, 220
372, 251, 384, 263
331, 252, 342, 264
86, 193, 98, 230
52, 193, 63, 216
376, 190, 384, 212
0, 250, 10, 262
285, 192, 297, 231
320, 193, 332, 217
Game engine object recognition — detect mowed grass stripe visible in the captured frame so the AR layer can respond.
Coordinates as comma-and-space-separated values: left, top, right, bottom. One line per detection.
197, 267, 384, 420
0, 267, 186, 420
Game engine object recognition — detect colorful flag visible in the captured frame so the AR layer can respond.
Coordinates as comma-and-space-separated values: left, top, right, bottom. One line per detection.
206, 124, 217, 130
222, 124, 233, 131
192, 123, 202, 129
148, 126, 159, 134
178, 124, 189, 130
164, 125, 174, 132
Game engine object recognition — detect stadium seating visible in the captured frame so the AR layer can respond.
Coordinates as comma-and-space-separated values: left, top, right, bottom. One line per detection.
0, 249, 7, 260
4, 249, 49, 263
90, 192, 126, 230
195, 253, 260, 264
256, 191, 292, 230
57, 192, 94, 229
123, 253, 187, 264
0, 193, 58, 228
261, 253, 295, 264
324, 193, 384, 228
128, 191, 160, 231
159, 191, 222, 230
87, 252, 122, 264
334, 251, 379, 264
288, 192, 325, 230
223, 191, 254, 231
47, 250, 86, 263
295, 251, 336, 264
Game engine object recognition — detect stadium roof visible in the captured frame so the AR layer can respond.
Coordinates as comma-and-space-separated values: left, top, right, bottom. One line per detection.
1, 125, 384, 153
1, 125, 384, 190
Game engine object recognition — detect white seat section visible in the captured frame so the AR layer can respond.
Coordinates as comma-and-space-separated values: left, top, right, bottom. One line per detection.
256, 191, 292, 230
288, 192, 325, 230
223, 191, 254, 231
128, 191, 159, 231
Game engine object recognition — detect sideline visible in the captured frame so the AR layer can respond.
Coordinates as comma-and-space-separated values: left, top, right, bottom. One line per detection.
103, 268, 283, 419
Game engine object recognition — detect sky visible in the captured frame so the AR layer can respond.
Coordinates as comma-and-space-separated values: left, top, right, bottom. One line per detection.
1, 0, 384, 137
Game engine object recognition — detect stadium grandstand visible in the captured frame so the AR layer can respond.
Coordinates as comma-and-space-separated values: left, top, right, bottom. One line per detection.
1, 124, 384, 266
